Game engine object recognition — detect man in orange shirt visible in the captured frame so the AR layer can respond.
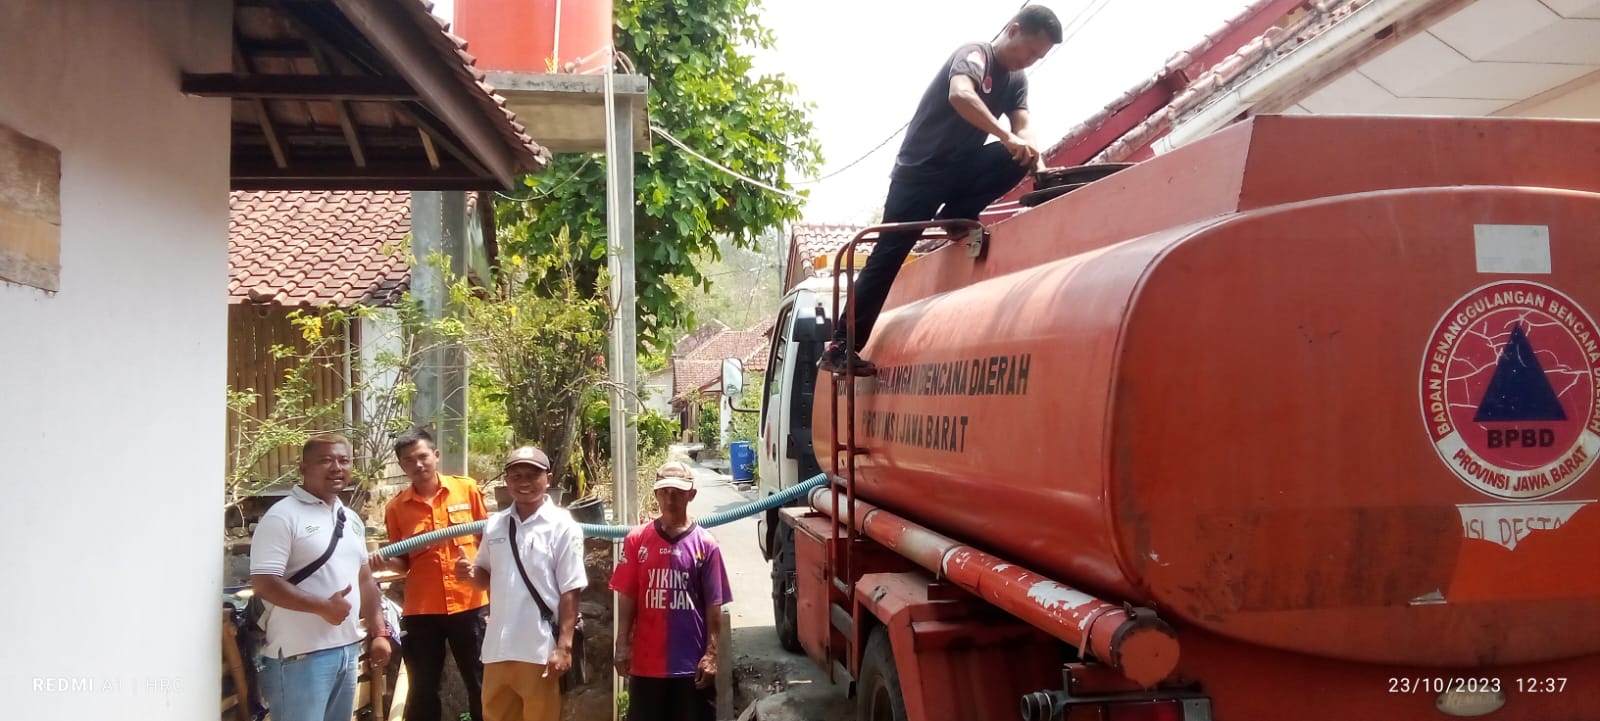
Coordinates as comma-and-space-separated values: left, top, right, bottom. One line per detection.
372, 428, 490, 721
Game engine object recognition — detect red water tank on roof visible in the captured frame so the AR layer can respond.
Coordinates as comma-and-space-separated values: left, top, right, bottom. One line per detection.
454, 0, 614, 74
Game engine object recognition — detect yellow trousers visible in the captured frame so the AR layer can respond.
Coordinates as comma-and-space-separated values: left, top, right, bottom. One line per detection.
482, 661, 561, 721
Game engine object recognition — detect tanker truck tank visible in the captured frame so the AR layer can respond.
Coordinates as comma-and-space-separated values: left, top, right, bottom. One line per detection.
813, 114, 1600, 672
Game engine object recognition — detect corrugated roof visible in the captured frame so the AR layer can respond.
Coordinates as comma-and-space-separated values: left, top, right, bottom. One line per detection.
228, 190, 411, 307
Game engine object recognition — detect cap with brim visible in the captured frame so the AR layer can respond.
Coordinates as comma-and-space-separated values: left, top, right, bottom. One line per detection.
504, 446, 551, 471
651, 461, 695, 491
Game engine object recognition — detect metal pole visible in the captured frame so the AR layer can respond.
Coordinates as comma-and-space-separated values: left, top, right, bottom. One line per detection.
604, 65, 640, 721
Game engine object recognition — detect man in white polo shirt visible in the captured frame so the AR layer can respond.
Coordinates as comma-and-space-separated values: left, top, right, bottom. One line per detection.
250, 434, 393, 721
461, 445, 587, 721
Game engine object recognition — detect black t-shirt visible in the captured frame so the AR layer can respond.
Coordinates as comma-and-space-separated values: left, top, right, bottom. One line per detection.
893, 42, 1029, 180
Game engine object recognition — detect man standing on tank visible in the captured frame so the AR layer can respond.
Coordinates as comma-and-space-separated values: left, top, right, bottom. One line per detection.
818, 6, 1063, 376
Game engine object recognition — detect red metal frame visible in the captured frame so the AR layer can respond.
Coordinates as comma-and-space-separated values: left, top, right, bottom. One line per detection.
824, 219, 985, 675
853, 571, 1064, 721
809, 486, 1180, 688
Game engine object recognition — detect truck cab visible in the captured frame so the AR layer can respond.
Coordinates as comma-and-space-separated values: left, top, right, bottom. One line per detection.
753, 274, 835, 652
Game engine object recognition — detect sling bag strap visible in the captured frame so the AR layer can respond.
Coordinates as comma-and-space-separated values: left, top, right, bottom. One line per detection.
287, 507, 347, 584
506, 514, 558, 625
247, 506, 347, 633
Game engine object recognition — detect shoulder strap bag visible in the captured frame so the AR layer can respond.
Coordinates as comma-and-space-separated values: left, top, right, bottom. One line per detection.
507, 514, 588, 692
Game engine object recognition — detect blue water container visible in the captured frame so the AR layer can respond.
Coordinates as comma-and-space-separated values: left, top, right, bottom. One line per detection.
729, 441, 756, 483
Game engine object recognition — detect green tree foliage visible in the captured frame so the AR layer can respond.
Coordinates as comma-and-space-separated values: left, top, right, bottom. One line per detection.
496, 0, 822, 350
450, 232, 610, 497
225, 306, 423, 511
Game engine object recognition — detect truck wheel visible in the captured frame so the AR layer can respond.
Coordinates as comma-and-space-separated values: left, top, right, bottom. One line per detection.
856, 628, 907, 721
771, 530, 803, 654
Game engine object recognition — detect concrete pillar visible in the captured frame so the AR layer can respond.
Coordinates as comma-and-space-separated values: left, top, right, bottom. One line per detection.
604, 76, 639, 521
410, 190, 470, 475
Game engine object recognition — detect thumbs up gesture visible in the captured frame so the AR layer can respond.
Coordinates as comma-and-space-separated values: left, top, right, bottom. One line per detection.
317, 585, 353, 626
454, 547, 474, 578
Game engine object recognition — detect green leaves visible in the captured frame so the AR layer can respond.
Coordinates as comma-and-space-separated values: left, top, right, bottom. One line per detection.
497, 0, 823, 351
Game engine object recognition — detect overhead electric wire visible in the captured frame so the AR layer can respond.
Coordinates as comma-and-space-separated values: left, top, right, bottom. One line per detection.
570, 5, 1101, 200
649, 124, 806, 200
494, 157, 594, 202
789, 126, 908, 185
1027, 0, 1113, 76
793, 2, 1040, 188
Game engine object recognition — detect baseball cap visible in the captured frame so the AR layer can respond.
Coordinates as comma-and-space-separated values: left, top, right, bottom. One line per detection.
503, 446, 551, 471
651, 461, 695, 491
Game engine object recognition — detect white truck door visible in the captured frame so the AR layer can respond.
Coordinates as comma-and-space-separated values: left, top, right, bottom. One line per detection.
758, 301, 797, 500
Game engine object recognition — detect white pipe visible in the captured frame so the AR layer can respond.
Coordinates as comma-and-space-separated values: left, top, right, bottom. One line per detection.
1152, 0, 1440, 155
552, 0, 563, 71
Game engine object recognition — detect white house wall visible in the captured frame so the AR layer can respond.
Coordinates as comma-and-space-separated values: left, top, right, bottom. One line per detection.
0, 1, 232, 717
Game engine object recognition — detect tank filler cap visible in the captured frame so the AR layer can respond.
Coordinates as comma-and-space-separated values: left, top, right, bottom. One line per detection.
1021, 162, 1134, 207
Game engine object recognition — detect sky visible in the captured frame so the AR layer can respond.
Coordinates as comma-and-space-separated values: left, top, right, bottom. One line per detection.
433, 0, 1254, 223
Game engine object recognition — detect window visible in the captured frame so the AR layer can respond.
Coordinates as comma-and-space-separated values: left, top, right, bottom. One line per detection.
760, 305, 793, 429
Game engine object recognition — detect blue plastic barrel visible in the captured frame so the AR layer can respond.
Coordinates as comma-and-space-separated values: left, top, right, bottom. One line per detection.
729, 441, 756, 482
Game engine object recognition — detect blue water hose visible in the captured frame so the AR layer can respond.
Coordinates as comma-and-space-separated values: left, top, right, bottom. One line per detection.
376, 473, 829, 557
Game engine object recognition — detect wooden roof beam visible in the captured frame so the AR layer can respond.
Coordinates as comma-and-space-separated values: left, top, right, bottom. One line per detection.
231, 158, 491, 190
235, 38, 316, 59
264, 0, 493, 181
333, 0, 519, 187
232, 42, 288, 170
302, 41, 367, 168
182, 74, 420, 101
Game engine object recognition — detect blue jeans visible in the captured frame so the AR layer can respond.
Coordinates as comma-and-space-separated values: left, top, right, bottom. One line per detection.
256, 642, 361, 721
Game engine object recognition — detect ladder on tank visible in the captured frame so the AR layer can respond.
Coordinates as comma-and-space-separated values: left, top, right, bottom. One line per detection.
823, 219, 986, 677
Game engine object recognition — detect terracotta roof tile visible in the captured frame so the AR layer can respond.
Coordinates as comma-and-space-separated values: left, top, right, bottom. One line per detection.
671, 321, 775, 400
398, 0, 550, 172
229, 190, 412, 307
671, 358, 722, 400
672, 321, 730, 357
791, 223, 870, 266
984, 0, 1352, 219
1090, 0, 1365, 163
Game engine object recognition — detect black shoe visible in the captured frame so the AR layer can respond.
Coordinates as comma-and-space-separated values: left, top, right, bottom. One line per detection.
817, 343, 877, 376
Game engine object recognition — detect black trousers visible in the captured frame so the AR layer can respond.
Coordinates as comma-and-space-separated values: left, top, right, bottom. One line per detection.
401, 607, 488, 721
836, 142, 1029, 349
627, 676, 715, 721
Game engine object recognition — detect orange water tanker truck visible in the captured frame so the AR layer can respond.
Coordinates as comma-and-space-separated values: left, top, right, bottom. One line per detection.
740, 114, 1600, 721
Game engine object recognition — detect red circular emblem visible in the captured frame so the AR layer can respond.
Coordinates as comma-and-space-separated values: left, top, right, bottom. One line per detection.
1420, 281, 1600, 499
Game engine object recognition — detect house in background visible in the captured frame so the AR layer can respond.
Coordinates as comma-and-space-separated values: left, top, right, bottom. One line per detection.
642, 320, 727, 416
1, 0, 546, 716
227, 190, 415, 497
670, 319, 774, 443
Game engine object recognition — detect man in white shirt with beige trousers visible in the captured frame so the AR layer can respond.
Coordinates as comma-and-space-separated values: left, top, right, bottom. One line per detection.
461, 446, 588, 721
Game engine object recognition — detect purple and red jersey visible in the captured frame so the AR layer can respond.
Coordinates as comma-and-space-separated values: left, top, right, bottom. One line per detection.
609, 521, 733, 678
